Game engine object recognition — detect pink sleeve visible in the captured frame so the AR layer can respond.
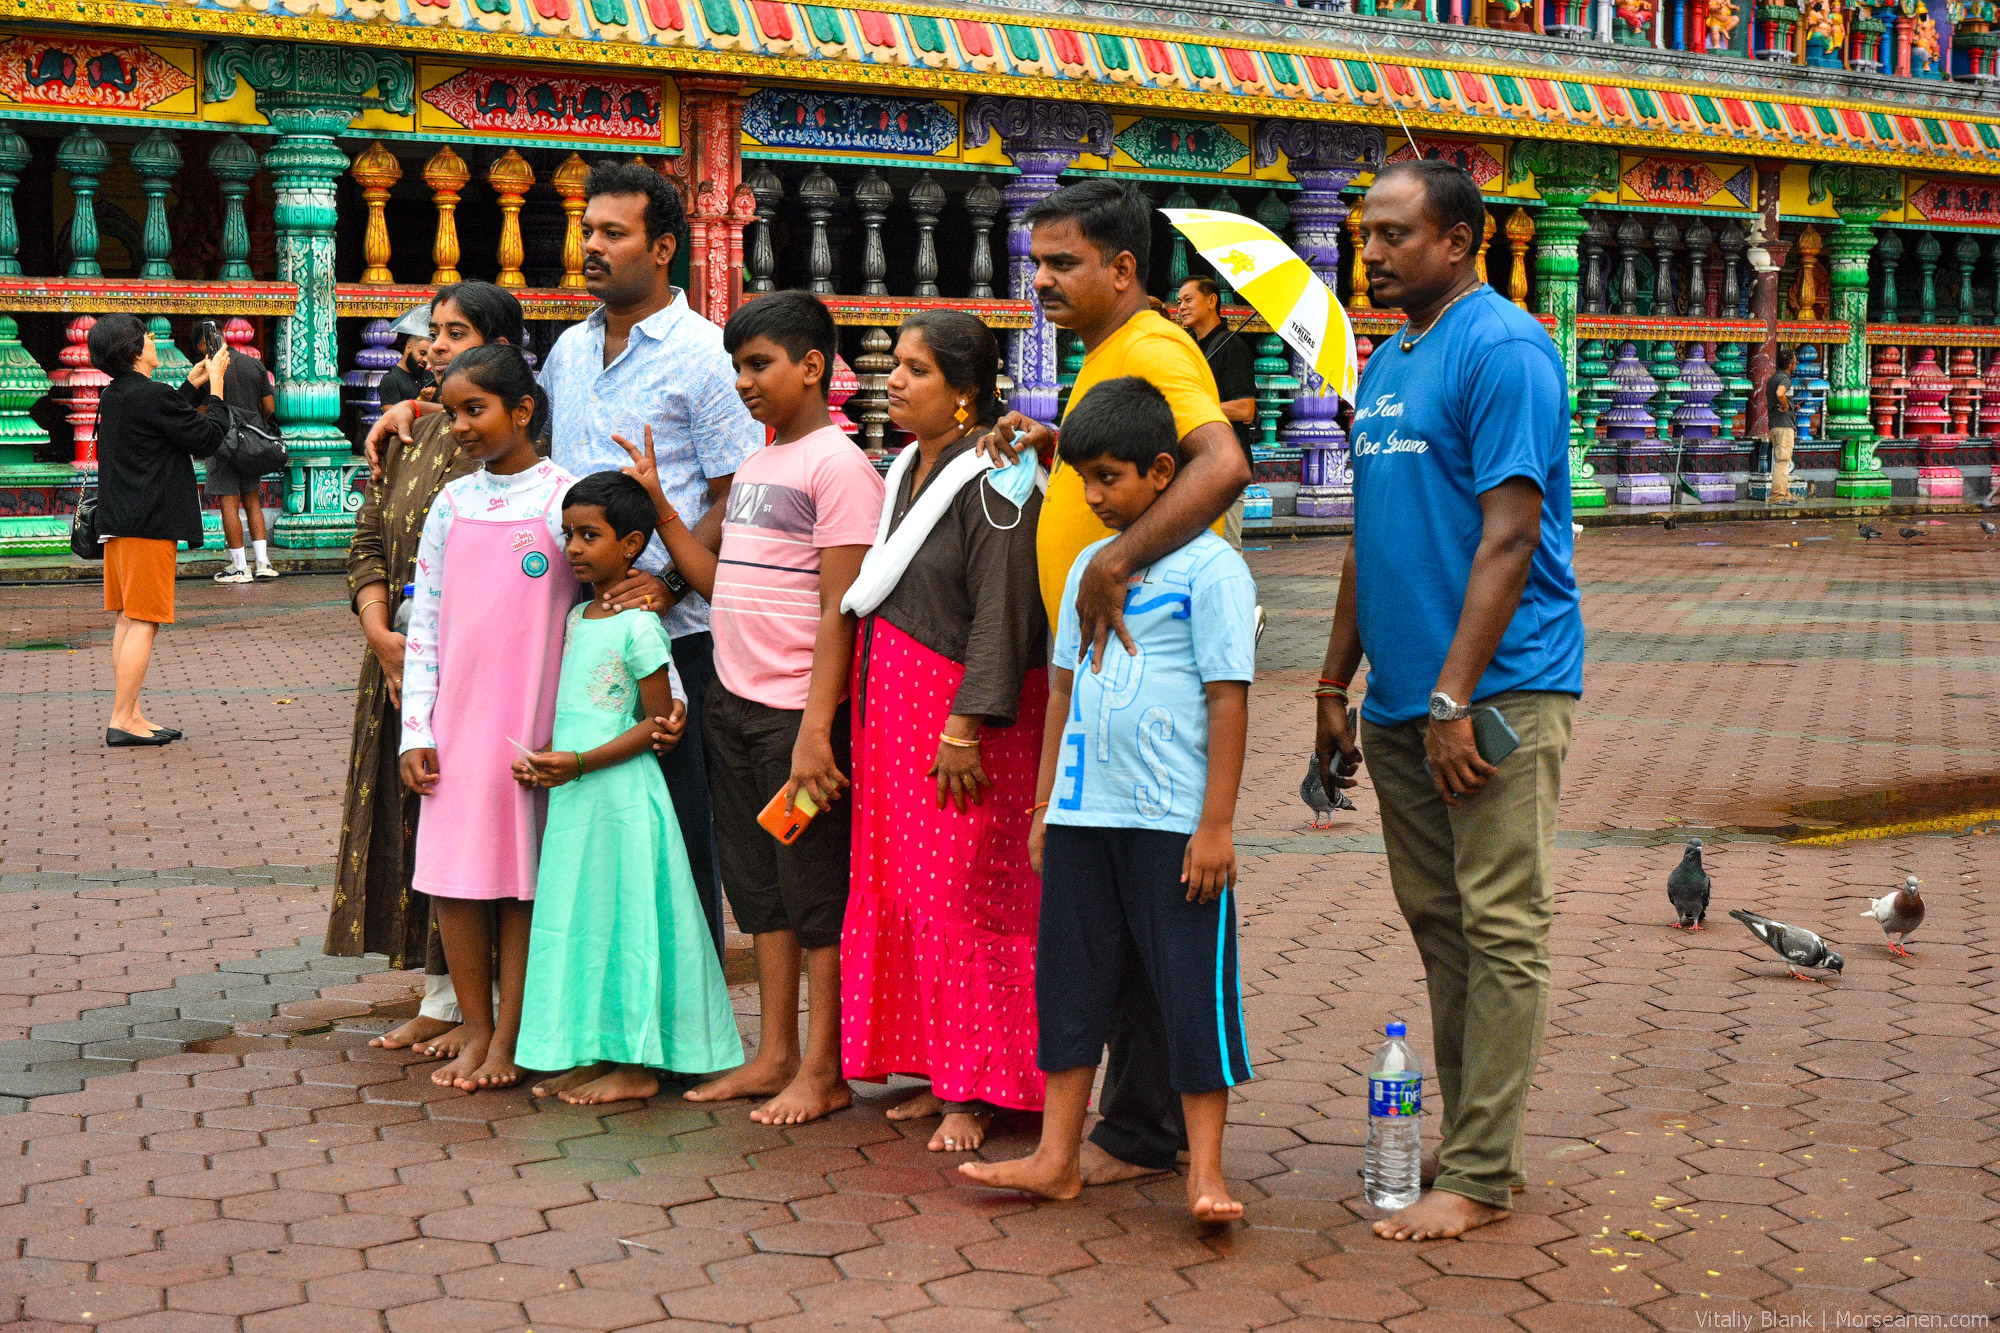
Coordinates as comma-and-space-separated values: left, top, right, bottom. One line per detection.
810, 443, 886, 548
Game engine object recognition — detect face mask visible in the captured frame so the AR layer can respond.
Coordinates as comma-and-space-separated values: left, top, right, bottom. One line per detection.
985, 429, 1038, 508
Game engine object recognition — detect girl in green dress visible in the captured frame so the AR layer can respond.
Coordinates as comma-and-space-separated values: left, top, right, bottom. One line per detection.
513, 472, 744, 1104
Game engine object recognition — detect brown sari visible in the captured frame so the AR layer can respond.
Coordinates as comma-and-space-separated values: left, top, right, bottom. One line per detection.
327, 413, 477, 965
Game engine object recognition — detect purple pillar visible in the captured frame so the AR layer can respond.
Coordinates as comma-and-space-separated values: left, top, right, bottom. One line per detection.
968, 98, 1113, 429
1255, 121, 1385, 518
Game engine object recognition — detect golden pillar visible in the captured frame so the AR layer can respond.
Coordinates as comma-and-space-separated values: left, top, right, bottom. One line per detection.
554, 153, 590, 291
422, 146, 470, 286
1506, 207, 1535, 311
1475, 208, 1497, 285
1347, 204, 1369, 309
488, 149, 534, 289
350, 142, 401, 286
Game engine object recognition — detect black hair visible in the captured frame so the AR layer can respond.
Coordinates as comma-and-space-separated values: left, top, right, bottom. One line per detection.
895, 311, 1001, 427
586, 160, 688, 257
1180, 275, 1221, 303
562, 470, 657, 543
1776, 347, 1797, 371
1373, 159, 1486, 242
1057, 376, 1183, 474
88, 313, 148, 376
430, 280, 525, 347
724, 290, 837, 398
439, 343, 549, 443
1023, 179, 1152, 273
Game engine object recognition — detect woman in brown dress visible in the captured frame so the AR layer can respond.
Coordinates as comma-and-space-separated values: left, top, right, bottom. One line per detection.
330, 282, 524, 1053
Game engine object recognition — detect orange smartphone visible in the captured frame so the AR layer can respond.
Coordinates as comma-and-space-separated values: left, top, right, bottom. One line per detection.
757, 785, 821, 844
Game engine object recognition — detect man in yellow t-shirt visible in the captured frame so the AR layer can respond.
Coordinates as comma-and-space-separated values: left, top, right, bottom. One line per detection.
981, 180, 1249, 656
977, 180, 1250, 1190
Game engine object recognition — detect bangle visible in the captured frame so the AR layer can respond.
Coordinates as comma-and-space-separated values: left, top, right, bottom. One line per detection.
939, 732, 980, 749
1030, 800, 1050, 812
1314, 688, 1348, 699
573, 751, 588, 776
356, 597, 387, 619
1318, 676, 1350, 691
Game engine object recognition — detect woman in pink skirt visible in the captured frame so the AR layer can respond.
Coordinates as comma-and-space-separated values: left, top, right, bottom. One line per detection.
840, 312, 1048, 1153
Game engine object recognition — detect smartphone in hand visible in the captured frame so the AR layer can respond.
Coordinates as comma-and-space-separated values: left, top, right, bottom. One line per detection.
193, 320, 223, 360
757, 785, 821, 844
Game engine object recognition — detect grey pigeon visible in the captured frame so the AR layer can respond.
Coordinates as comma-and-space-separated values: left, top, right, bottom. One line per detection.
1899, 526, 1921, 541
1858, 523, 1882, 540
1667, 839, 1710, 930
1860, 875, 1925, 958
1980, 520, 1996, 537
1300, 753, 1355, 827
1728, 909, 1844, 982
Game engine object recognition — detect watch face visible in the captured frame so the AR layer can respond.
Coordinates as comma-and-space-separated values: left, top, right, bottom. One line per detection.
1429, 694, 1453, 720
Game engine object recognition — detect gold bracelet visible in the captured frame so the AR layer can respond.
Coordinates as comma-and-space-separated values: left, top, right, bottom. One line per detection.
939, 732, 980, 749
356, 598, 387, 619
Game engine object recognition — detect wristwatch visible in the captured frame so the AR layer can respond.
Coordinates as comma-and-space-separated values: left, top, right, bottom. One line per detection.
1429, 690, 1472, 723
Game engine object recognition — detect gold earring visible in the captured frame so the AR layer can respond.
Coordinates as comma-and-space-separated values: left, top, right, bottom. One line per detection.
954, 398, 969, 426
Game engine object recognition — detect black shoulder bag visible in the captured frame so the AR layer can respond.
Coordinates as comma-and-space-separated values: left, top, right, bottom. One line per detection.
68, 402, 102, 561
217, 404, 289, 479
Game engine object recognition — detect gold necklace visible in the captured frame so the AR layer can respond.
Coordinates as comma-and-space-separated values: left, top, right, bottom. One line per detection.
1398, 282, 1480, 354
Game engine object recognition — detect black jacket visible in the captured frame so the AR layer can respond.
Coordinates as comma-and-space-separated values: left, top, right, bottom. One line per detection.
95, 372, 229, 547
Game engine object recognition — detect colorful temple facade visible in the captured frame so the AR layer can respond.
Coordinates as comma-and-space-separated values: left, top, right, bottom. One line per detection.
3, 0, 2000, 554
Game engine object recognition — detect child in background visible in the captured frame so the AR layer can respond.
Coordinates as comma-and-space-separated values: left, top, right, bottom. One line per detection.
399, 344, 577, 1092
961, 376, 1255, 1222
651, 290, 884, 1126
513, 471, 743, 1105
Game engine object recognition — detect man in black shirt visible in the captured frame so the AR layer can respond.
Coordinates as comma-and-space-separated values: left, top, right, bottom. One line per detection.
1766, 347, 1797, 507
207, 348, 280, 583
1176, 276, 1258, 548
376, 334, 434, 411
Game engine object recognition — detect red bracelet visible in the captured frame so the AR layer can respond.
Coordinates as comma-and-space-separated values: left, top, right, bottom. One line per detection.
1318, 676, 1350, 691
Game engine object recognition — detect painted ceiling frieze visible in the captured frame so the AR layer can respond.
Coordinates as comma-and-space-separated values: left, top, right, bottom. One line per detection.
13, 0, 2000, 172
742, 88, 958, 154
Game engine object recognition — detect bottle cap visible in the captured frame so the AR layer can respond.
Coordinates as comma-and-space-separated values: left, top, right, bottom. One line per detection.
1386, 1022, 1406, 1039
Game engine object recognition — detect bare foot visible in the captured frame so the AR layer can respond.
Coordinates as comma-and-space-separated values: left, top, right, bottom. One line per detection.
1079, 1140, 1171, 1187
419, 1024, 471, 1059
887, 1089, 944, 1122
1188, 1167, 1243, 1224
749, 1070, 853, 1126
564, 1065, 660, 1106
467, 1038, 524, 1090
371, 1014, 454, 1051
1372, 1189, 1510, 1241
958, 1153, 1083, 1201
685, 1053, 797, 1104
531, 1064, 607, 1099
432, 1030, 491, 1090
929, 1111, 992, 1153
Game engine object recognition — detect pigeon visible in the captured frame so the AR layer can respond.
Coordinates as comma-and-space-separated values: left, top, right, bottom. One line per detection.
1728, 909, 1844, 982
1300, 753, 1356, 828
1980, 519, 1996, 538
1860, 875, 1925, 958
1667, 839, 1710, 930
1858, 523, 1882, 540
1663, 515, 1678, 532
1899, 526, 1921, 541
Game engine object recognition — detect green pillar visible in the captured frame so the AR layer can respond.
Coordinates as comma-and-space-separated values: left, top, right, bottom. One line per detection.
1509, 141, 1619, 509
203, 41, 414, 548
208, 135, 260, 281
55, 128, 109, 278
0, 121, 26, 277
131, 131, 180, 280
1809, 164, 1899, 499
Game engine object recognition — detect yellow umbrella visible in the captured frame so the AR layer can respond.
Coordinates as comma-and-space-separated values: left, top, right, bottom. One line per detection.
1161, 207, 1357, 400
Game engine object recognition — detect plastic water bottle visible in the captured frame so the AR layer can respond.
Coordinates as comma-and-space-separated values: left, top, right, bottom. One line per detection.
1365, 1021, 1423, 1212
391, 582, 415, 634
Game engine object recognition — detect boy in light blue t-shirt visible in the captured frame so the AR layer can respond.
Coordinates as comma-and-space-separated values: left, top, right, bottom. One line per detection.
959, 376, 1255, 1224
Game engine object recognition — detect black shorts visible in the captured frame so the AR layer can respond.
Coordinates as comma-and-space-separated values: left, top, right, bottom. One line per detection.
703, 682, 851, 949
1036, 824, 1253, 1095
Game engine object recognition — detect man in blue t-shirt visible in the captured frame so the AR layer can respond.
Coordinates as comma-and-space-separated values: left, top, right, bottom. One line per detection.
1312, 159, 1584, 1244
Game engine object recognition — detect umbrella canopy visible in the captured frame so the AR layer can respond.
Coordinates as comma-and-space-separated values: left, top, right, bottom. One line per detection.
1161, 208, 1357, 401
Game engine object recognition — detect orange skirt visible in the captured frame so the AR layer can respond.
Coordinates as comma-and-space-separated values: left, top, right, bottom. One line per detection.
102, 537, 177, 624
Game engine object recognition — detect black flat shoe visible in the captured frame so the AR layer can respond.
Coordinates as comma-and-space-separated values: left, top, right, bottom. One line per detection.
148, 727, 182, 741
106, 728, 172, 747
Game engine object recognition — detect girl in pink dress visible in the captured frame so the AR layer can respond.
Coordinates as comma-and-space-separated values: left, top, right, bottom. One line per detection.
400, 345, 578, 1092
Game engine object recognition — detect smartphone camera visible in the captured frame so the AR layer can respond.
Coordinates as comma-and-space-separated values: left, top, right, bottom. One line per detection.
192, 320, 223, 360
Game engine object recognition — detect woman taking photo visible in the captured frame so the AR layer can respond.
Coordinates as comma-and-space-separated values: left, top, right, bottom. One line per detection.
332, 281, 530, 1054
840, 311, 1049, 1153
92, 314, 231, 747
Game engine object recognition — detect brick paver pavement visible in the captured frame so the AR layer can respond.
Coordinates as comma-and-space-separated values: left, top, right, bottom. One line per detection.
0, 513, 1995, 1331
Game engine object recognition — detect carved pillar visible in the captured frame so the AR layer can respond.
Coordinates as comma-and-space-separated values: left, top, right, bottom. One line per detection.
488, 150, 533, 288
1512, 142, 1619, 509
677, 78, 750, 321
131, 131, 180, 280
203, 39, 413, 548
1808, 164, 1899, 498
1256, 120, 1383, 520
910, 172, 945, 298
968, 97, 1114, 427
0, 122, 24, 278
1581, 213, 1610, 313
1915, 231, 1941, 324
1650, 217, 1680, 316
855, 170, 891, 296
209, 135, 259, 282
1747, 161, 1791, 447
1164, 184, 1197, 290
1719, 221, 1747, 318
1684, 219, 1712, 320
350, 141, 401, 286
1616, 216, 1646, 315
743, 163, 782, 295
1347, 205, 1370, 307
0, 316, 50, 473
799, 167, 838, 295
965, 175, 1001, 299
554, 153, 590, 290
422, 146, 469, 285
56, 128, 109, 278
1475, 207, 1497, 287
1505, 207, 1534, 310
60, 317, 107, 468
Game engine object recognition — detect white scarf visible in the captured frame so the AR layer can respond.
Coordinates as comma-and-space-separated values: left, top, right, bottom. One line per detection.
842, 442, 1043, 617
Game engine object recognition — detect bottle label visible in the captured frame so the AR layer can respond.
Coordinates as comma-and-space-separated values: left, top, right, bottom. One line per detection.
1370, 1074, 1421, 1118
